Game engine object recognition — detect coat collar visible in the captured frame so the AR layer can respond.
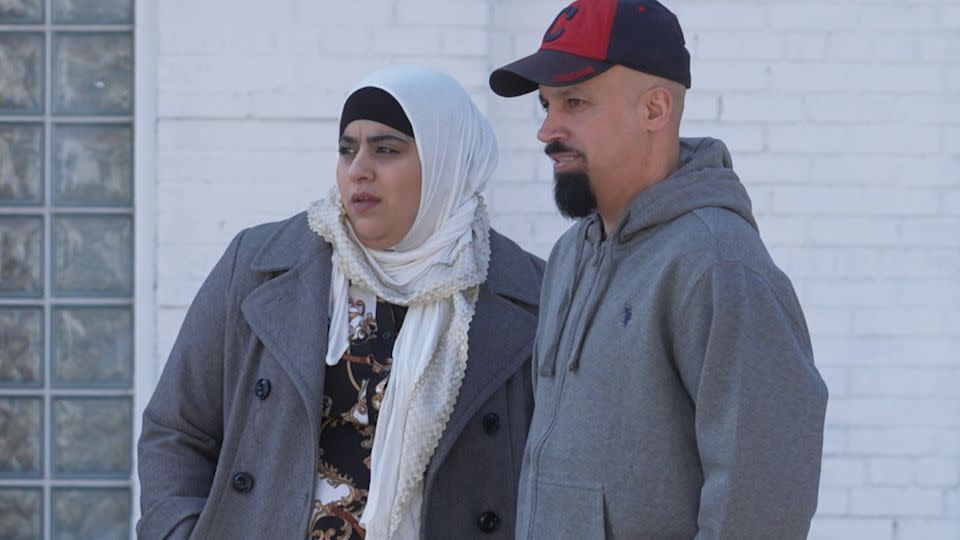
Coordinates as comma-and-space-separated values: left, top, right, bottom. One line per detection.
248, 212, 317, 273
242, 215, 541, 481
484, 230, 542, 308
248, 215, 540, 308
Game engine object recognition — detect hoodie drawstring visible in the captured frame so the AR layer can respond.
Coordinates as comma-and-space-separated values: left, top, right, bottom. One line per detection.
538, 222, 588, 377
566, 235, 616, 372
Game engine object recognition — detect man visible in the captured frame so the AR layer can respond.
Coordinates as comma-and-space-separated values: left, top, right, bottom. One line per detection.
489, 1, 829, 538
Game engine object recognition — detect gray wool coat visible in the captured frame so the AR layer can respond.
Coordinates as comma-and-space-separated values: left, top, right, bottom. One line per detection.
137, 213, 543, 539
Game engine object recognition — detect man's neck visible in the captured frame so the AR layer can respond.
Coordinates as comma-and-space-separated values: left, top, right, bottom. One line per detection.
595, 144, 681, 236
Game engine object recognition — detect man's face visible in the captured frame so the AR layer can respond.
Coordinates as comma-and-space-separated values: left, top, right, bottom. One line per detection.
537, 67, 649, 218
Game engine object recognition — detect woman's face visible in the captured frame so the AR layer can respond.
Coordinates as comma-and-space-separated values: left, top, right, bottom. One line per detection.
336, 119, 422, 250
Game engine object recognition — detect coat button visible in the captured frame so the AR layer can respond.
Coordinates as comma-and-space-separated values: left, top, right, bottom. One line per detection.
232, 472, 254, 493
254, 378, 271, 400
482, 413, 500, 434
477, 511, 500, 533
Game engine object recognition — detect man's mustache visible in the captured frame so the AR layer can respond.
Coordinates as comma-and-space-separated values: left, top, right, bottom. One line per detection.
544, 141, 583, 157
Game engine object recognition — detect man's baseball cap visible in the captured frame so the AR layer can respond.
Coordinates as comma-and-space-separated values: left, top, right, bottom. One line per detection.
489, 0, 691, 97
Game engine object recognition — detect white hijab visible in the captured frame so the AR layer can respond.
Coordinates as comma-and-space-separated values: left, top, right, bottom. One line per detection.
307, 64, 499, 539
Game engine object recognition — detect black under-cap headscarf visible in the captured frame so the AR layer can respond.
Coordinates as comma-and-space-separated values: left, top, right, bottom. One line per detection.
339, 86, 415, 138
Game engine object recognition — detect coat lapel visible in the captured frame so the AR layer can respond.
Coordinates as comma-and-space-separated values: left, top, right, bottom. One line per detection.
424, 232, 541, 484
241, 216, 332, 432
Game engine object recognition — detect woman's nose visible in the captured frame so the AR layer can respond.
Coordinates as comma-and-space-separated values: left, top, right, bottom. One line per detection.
347, 151, 374, 183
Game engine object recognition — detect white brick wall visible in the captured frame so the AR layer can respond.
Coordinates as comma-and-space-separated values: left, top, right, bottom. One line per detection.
149, 0, 959, 537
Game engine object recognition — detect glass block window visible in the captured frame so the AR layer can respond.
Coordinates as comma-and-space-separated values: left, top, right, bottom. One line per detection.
0, 2, 134, 537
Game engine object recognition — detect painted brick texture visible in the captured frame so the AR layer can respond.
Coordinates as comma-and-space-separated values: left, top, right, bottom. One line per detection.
152, 1, 959, 536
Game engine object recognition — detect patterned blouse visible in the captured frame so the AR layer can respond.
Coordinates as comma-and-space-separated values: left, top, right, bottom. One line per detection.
307, 289, 406, 540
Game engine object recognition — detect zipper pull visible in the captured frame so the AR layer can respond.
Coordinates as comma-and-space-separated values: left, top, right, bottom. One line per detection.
593, 243, 605, 266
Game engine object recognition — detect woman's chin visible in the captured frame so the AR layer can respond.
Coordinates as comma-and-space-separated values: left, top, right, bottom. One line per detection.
353, 229, 396, 251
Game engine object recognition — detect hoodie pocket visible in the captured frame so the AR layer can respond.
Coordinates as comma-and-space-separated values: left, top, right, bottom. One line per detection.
532, 478, 606, 540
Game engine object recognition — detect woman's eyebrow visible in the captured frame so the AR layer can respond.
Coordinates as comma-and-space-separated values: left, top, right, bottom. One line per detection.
339, 134, 408, 145
366, 134, 408, 144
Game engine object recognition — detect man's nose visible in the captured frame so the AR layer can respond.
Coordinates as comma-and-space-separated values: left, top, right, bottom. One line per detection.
537, 111, 566, 144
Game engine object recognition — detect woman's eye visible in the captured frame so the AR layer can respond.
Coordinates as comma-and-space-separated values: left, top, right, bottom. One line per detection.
377, 146, 398, 154
567, 98, 583, 108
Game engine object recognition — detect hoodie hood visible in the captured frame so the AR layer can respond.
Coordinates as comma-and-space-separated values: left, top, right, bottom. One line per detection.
544, 137, 758, 374
603, 137, 757, 244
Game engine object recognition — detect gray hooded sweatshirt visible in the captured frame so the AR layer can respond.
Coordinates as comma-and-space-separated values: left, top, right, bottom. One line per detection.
516, 138, 828, 540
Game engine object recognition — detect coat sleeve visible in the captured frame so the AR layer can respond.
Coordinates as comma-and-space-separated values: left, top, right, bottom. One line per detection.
672, 261, 828, 540
137, 232, 245, 540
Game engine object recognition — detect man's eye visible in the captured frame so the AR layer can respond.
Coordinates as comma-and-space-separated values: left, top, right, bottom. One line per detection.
377, 146, 398, 154
539, 101, 549, 111
567, 98, 583, 108
338, 146, 355, 156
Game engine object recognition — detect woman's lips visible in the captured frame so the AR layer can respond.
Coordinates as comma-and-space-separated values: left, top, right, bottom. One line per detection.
350, 192, 382, 213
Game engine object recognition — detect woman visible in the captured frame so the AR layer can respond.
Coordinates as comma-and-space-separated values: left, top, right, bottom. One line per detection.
137, 65, 543, 539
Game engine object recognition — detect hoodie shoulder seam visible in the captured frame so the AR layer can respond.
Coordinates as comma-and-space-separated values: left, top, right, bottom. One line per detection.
689, 207, 761, 264
678, 259, 808, 335
687, 209, 727, 262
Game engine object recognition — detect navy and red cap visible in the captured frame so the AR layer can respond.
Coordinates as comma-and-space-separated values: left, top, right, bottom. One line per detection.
489, 0, 691, 97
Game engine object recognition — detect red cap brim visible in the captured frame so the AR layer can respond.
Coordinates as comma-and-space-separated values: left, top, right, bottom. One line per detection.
489, 49, 615, 97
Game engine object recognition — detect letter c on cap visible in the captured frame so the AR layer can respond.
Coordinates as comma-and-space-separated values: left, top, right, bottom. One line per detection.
544, 6, 579, 42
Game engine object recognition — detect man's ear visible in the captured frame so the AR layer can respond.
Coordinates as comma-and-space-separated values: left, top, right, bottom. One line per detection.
643, 87, 674, 131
